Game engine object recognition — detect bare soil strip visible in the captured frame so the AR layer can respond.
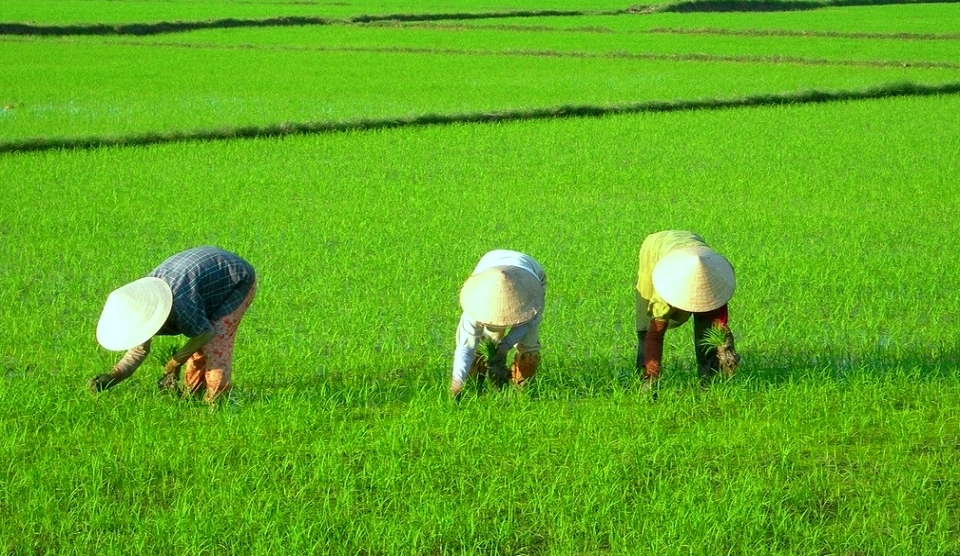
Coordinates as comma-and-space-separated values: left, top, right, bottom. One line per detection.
3, 81, 958, 155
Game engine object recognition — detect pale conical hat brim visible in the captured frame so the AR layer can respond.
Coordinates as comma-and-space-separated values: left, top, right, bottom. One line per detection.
96, 277, 173, 351
652, 246, 735, 313
459, 266, 544, 327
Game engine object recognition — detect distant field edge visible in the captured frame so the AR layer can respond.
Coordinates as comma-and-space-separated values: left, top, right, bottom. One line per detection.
3, 81, 958, 155
0, 16, 334, 37
3, 0, 956, 36
0, 10, 607, 37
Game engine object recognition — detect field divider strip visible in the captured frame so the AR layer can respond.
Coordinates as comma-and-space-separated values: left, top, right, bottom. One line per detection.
2, 80, 959, 155
0, 10, 618, 37
645, 26, 960, 41
15, 36, 959, 71
5, 0, 957, 37
399, 21, 960, 41
0, 16, 336, 37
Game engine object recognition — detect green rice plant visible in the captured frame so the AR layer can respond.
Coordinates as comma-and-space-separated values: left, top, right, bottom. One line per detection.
148, 338, 180, 366
475, 337, 499, 364
698, 324, 728, 354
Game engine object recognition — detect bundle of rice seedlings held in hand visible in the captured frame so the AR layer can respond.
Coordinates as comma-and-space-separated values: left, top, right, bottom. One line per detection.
698, 324, 740, 377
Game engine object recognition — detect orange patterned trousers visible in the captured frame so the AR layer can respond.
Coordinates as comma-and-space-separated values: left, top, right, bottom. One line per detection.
184, 280, 257, 402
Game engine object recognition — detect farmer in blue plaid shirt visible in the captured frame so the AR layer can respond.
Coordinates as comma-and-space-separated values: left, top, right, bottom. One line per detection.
90, 246, 257, 403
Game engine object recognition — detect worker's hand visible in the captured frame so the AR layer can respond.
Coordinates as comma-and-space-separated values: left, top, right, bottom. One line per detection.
157, 372, 181, 396
450, 381, 464, 402
717, 333, 741, 377
163, 359, 182, 378
488, 362, 510, 390
88, 373, 115, 393
640, 375, 659, 402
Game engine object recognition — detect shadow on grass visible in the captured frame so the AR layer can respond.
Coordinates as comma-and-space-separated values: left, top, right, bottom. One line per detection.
236, 364, 429, 409
229, 357, 633, 409
210, 342, 960, 409
734, 343, 960, 388
516, 341, 960, 400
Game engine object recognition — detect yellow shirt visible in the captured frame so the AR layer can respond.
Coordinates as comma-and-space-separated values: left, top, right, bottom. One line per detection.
635, 230, 708, 331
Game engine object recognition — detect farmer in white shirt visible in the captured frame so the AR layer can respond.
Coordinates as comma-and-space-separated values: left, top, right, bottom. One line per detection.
450, 250, 546, 399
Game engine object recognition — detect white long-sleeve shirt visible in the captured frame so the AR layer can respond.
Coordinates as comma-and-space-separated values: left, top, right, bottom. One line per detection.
452, 250, 546, 385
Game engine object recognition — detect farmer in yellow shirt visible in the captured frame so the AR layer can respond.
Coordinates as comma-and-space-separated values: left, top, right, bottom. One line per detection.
636, 230, 740, 391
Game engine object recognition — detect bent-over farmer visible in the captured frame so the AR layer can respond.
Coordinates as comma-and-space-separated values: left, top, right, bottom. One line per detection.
451, 250, 546, 400
89, 246, 256, 403
636, 230, 740, 390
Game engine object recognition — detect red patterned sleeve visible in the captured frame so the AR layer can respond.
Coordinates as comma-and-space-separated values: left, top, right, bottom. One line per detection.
704, 304, 729, 327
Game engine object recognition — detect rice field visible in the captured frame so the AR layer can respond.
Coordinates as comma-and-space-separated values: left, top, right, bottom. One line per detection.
2, 1, 960, 554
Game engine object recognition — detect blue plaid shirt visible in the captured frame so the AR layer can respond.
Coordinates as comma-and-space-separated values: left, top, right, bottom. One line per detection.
150, 247, 256, 338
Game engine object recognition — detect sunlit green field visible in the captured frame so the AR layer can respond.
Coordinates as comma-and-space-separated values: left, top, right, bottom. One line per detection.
2, 1, 960, 554
3, 2, 959, 143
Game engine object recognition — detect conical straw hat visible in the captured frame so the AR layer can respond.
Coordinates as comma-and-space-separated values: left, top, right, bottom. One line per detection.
652, 246, 735, 313
459, 266, 544, 326
96, 277, 173, 351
